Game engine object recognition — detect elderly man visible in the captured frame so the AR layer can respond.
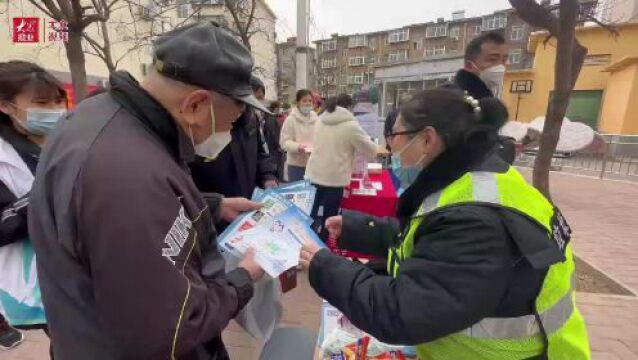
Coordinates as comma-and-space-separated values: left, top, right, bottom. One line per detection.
29, 23, 266, 359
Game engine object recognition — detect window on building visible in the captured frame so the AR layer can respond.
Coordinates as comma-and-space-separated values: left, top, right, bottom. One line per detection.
388, 50, 408, 63
482, 13, 507, 31
510, 25, 525, 41
367, 56, 376, 64
348, 35, 367, 48
449, 26, 460, 39
426, 24, 448, 38
322, 40, 337, 52
321, 58, 337, 69
369, 37, 377, 50
471, 25, 482, 36
388, 29, 409, 43
348, 56, 366, 66
414, 39, 423, 50
424, 45, 446, 58
508, 48, 522, 64
177, 4, 189, 18
348, 73, 364, 84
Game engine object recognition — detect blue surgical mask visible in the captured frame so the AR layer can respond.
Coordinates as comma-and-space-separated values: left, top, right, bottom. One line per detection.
390, 135, 426, 189
25, 108, 66, 135
11, 104, 66, 136
299, 106, 313, 116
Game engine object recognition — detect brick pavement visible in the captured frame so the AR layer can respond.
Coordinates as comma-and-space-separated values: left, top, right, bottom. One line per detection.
2, 170, 637, 360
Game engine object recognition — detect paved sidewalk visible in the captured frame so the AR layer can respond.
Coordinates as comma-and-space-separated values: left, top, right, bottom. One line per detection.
2, 170, 637, 359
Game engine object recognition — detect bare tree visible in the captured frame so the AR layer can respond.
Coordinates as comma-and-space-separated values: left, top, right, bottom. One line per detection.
81, 1, 204, 73
26, 0, 121, 101
509, 0, 616, 198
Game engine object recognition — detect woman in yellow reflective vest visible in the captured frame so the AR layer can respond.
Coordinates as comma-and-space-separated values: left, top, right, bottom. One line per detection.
300, 88, 590, 359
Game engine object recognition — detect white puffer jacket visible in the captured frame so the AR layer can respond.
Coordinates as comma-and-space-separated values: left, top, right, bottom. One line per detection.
279, 107, 319, 167
305, 106, 377, 187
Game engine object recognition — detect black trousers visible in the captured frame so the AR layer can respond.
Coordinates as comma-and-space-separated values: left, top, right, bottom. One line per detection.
310, 184, 344, 243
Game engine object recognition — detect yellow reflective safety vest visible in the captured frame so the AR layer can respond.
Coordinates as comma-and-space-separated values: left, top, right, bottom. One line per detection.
387, 167, 590, 360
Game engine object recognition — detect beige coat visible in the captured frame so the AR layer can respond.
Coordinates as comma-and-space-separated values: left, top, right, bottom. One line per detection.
305, 107, 377, 187
279, 107, 319, 167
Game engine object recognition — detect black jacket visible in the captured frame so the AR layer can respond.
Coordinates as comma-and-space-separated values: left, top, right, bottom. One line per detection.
190, 108, 277, 200
29, 72, 253, 360
0, 121, 39, 246
308, 138, 561, 346
452, 69, 517, 164
260, 111, 285, 180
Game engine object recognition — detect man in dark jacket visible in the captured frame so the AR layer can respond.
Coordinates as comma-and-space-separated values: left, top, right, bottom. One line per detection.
452, 32, 517, 164
252, 76, 284, 180
190, 105, 278, 200
28, 23, 268, 360
190, 76, 279, 216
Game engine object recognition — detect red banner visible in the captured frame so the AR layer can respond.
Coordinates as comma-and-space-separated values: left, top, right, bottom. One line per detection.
64, 84, 99, 108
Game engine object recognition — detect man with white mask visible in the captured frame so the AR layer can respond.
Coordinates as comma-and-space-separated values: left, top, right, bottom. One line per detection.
28, 22, 268, 359
451, 32, 515, 164
454, 32, 508, 100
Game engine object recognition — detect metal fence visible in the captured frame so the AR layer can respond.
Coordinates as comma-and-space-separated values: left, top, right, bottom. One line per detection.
515, 135, 638, 182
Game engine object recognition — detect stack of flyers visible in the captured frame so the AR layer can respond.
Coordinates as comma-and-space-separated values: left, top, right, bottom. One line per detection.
272, 181, 317, 216
219, 188, 324, 277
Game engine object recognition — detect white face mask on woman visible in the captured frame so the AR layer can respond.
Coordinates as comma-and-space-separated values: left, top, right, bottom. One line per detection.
190, 103, 232, 160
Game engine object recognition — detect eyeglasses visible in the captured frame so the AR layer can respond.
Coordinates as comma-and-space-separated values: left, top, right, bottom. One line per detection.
386, 129, 422, 142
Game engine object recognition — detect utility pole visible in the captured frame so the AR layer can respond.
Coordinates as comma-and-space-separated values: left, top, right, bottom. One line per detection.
296, 0, 310, 90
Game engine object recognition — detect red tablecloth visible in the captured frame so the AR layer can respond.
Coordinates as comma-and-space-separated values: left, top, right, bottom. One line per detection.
328, 170, 398, 258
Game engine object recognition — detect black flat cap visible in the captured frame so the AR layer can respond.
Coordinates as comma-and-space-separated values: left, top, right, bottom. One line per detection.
152, 22, 270, 114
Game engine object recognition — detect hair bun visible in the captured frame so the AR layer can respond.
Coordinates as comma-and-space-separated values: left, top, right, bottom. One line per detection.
477, 97, 508, 129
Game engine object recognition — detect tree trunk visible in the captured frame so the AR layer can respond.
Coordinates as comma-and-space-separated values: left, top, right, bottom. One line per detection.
531, 0, 587, 199
64, 30, 89, 102
100, 20, 117, 72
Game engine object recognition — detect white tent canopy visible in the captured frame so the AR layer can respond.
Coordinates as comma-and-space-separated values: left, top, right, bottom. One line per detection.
528, 117, 596, 152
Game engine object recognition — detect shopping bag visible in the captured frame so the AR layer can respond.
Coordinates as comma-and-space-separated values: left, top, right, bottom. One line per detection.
223, 250, 283, 342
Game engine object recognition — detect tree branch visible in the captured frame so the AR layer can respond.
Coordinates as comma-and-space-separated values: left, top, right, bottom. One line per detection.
509, 0, 560, 35
583, 15, 620, 37
28, 0, 61, 19
245, 0, 257, 35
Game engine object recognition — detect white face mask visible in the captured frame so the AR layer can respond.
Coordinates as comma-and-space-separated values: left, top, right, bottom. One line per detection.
477, 64, 506, 99
191, 103, 232, 160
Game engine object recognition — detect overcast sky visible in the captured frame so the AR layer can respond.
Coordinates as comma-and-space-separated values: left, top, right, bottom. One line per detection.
267, 0, 513, 42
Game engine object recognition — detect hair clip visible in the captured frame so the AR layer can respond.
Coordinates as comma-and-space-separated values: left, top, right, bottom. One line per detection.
463, 91, 481, 115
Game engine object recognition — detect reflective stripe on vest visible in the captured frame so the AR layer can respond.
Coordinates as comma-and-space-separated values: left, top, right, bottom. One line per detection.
389, 167, 590, 359
460, 275, 575, 339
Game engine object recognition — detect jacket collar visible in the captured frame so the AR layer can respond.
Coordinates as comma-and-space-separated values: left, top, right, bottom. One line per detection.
290, 107, 317, 124
0, 120, 40, 174
454, 69, 494, 99
397, 139, 507, 219
109, 71, 195, 164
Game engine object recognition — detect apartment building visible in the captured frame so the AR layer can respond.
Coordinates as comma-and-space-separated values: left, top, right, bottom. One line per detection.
276, 37, 317, 105
315, 9, 538, 100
